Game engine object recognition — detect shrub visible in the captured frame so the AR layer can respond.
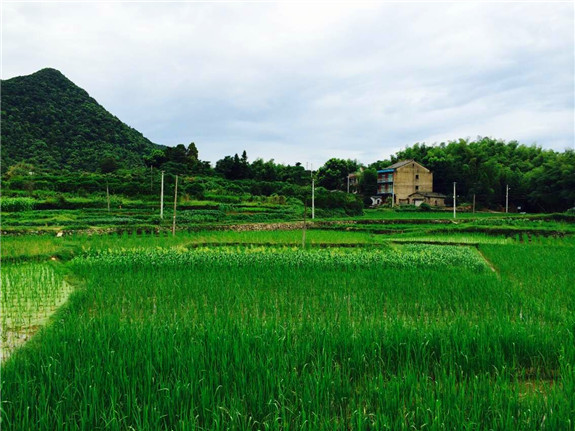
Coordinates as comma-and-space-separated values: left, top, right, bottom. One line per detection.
418, 203, 432, 212
1, 197, 36, 212
394, 205, 418, 212
182, 181, 205, 199
313, 189, 364, 216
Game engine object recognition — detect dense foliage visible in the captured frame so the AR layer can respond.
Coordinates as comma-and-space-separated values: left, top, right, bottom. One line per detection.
368, 138, 575, 212
315, 158, 361, 191
1, 68, 160, 171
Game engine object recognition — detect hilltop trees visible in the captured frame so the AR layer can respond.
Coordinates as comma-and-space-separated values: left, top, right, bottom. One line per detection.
144, 142, 210, 175
214, 151, 308, 184
215, 151, 250, 180
1, 68, 159, 171
527, 149, 575, 212
316, 158, 360, 191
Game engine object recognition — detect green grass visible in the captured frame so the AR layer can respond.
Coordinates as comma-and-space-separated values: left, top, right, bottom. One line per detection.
2, 241, 573, 430
358, 209, 523, 220
7, 197, 569, 235
2, 228, 527, 262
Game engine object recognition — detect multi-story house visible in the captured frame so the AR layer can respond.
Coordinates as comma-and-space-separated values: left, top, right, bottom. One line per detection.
374, 160, 445, 206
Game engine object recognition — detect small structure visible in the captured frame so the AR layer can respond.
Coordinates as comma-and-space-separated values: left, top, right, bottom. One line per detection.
348, 173, 360, 194
407, 192, 446, 207
373, 160, 445, 206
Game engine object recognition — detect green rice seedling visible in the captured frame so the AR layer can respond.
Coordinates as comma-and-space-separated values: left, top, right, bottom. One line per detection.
1, 262, 73, 360
2, 242, 573, 430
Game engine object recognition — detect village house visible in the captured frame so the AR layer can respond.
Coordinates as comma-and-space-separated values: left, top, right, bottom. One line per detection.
373, 160, 446, 207
347, 172, 360, 194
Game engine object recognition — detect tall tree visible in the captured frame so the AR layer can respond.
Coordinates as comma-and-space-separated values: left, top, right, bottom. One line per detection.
316, 158, 360, 191
186, 142, 199, 162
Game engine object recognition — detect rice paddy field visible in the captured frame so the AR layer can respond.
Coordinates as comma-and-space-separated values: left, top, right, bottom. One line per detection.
1, 224, 574, 430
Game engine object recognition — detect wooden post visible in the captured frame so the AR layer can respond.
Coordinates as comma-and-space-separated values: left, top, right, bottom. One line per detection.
106, 178, 110, 213
311, 174, 315, 219
453, 182, 456, 219
472, 193, 476, 213
172, 175, 178, 236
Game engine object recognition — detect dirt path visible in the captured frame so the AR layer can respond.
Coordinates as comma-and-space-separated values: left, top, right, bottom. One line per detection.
475, 247, 500, 276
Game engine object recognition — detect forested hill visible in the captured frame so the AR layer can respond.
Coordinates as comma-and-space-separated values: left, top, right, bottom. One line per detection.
1, 68, 161, 172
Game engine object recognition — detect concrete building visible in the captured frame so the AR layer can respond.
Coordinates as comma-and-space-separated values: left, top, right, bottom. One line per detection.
374, 160, 445, 206
407, 192, 446, 207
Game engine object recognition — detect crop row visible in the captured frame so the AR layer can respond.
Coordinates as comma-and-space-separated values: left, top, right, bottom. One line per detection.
80, 244, 489, 272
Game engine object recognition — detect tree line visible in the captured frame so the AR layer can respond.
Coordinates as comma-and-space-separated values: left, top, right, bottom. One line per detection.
4, 137, 574, 213
375, 138, 574, 212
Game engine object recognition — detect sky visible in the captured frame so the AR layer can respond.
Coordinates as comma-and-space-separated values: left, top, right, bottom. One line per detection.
2, 1, 574, 168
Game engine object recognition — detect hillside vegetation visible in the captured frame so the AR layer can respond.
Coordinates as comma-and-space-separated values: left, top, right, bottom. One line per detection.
1, 68, 160, 171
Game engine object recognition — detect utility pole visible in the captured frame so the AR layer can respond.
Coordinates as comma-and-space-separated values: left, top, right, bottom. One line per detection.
472, 193, 476, 214
172, 175, 178, 236
150, 165, 153, 193
302, 200, 307, 248
312, 175, 315, 219
453, 182, 456, 219
311, 164, 315, 219
505, 184, 509, 214
347, 174, 350, 193
160, 171, 165, 219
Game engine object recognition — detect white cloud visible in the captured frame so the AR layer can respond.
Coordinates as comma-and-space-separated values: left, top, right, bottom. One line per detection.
2, 1, 573, 166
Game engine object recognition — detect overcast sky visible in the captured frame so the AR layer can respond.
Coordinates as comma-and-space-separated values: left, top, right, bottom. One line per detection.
2, 1, 574, 167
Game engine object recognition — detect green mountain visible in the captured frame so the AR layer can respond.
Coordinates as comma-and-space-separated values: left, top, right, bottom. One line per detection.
1, 68, 161, 172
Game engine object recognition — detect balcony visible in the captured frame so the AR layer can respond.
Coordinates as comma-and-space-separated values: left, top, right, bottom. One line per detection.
377, 185, 393, 195
377, 175, 394, 184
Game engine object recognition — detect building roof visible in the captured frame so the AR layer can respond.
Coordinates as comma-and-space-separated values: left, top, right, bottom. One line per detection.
423, 192, 447, 198
408, 192, 447, 198
377, 160, 430, 173
386, 159, 414, 169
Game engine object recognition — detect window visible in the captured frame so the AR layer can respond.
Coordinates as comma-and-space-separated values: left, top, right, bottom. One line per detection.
415, 186, 419, 190
415, 174, 419, 180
